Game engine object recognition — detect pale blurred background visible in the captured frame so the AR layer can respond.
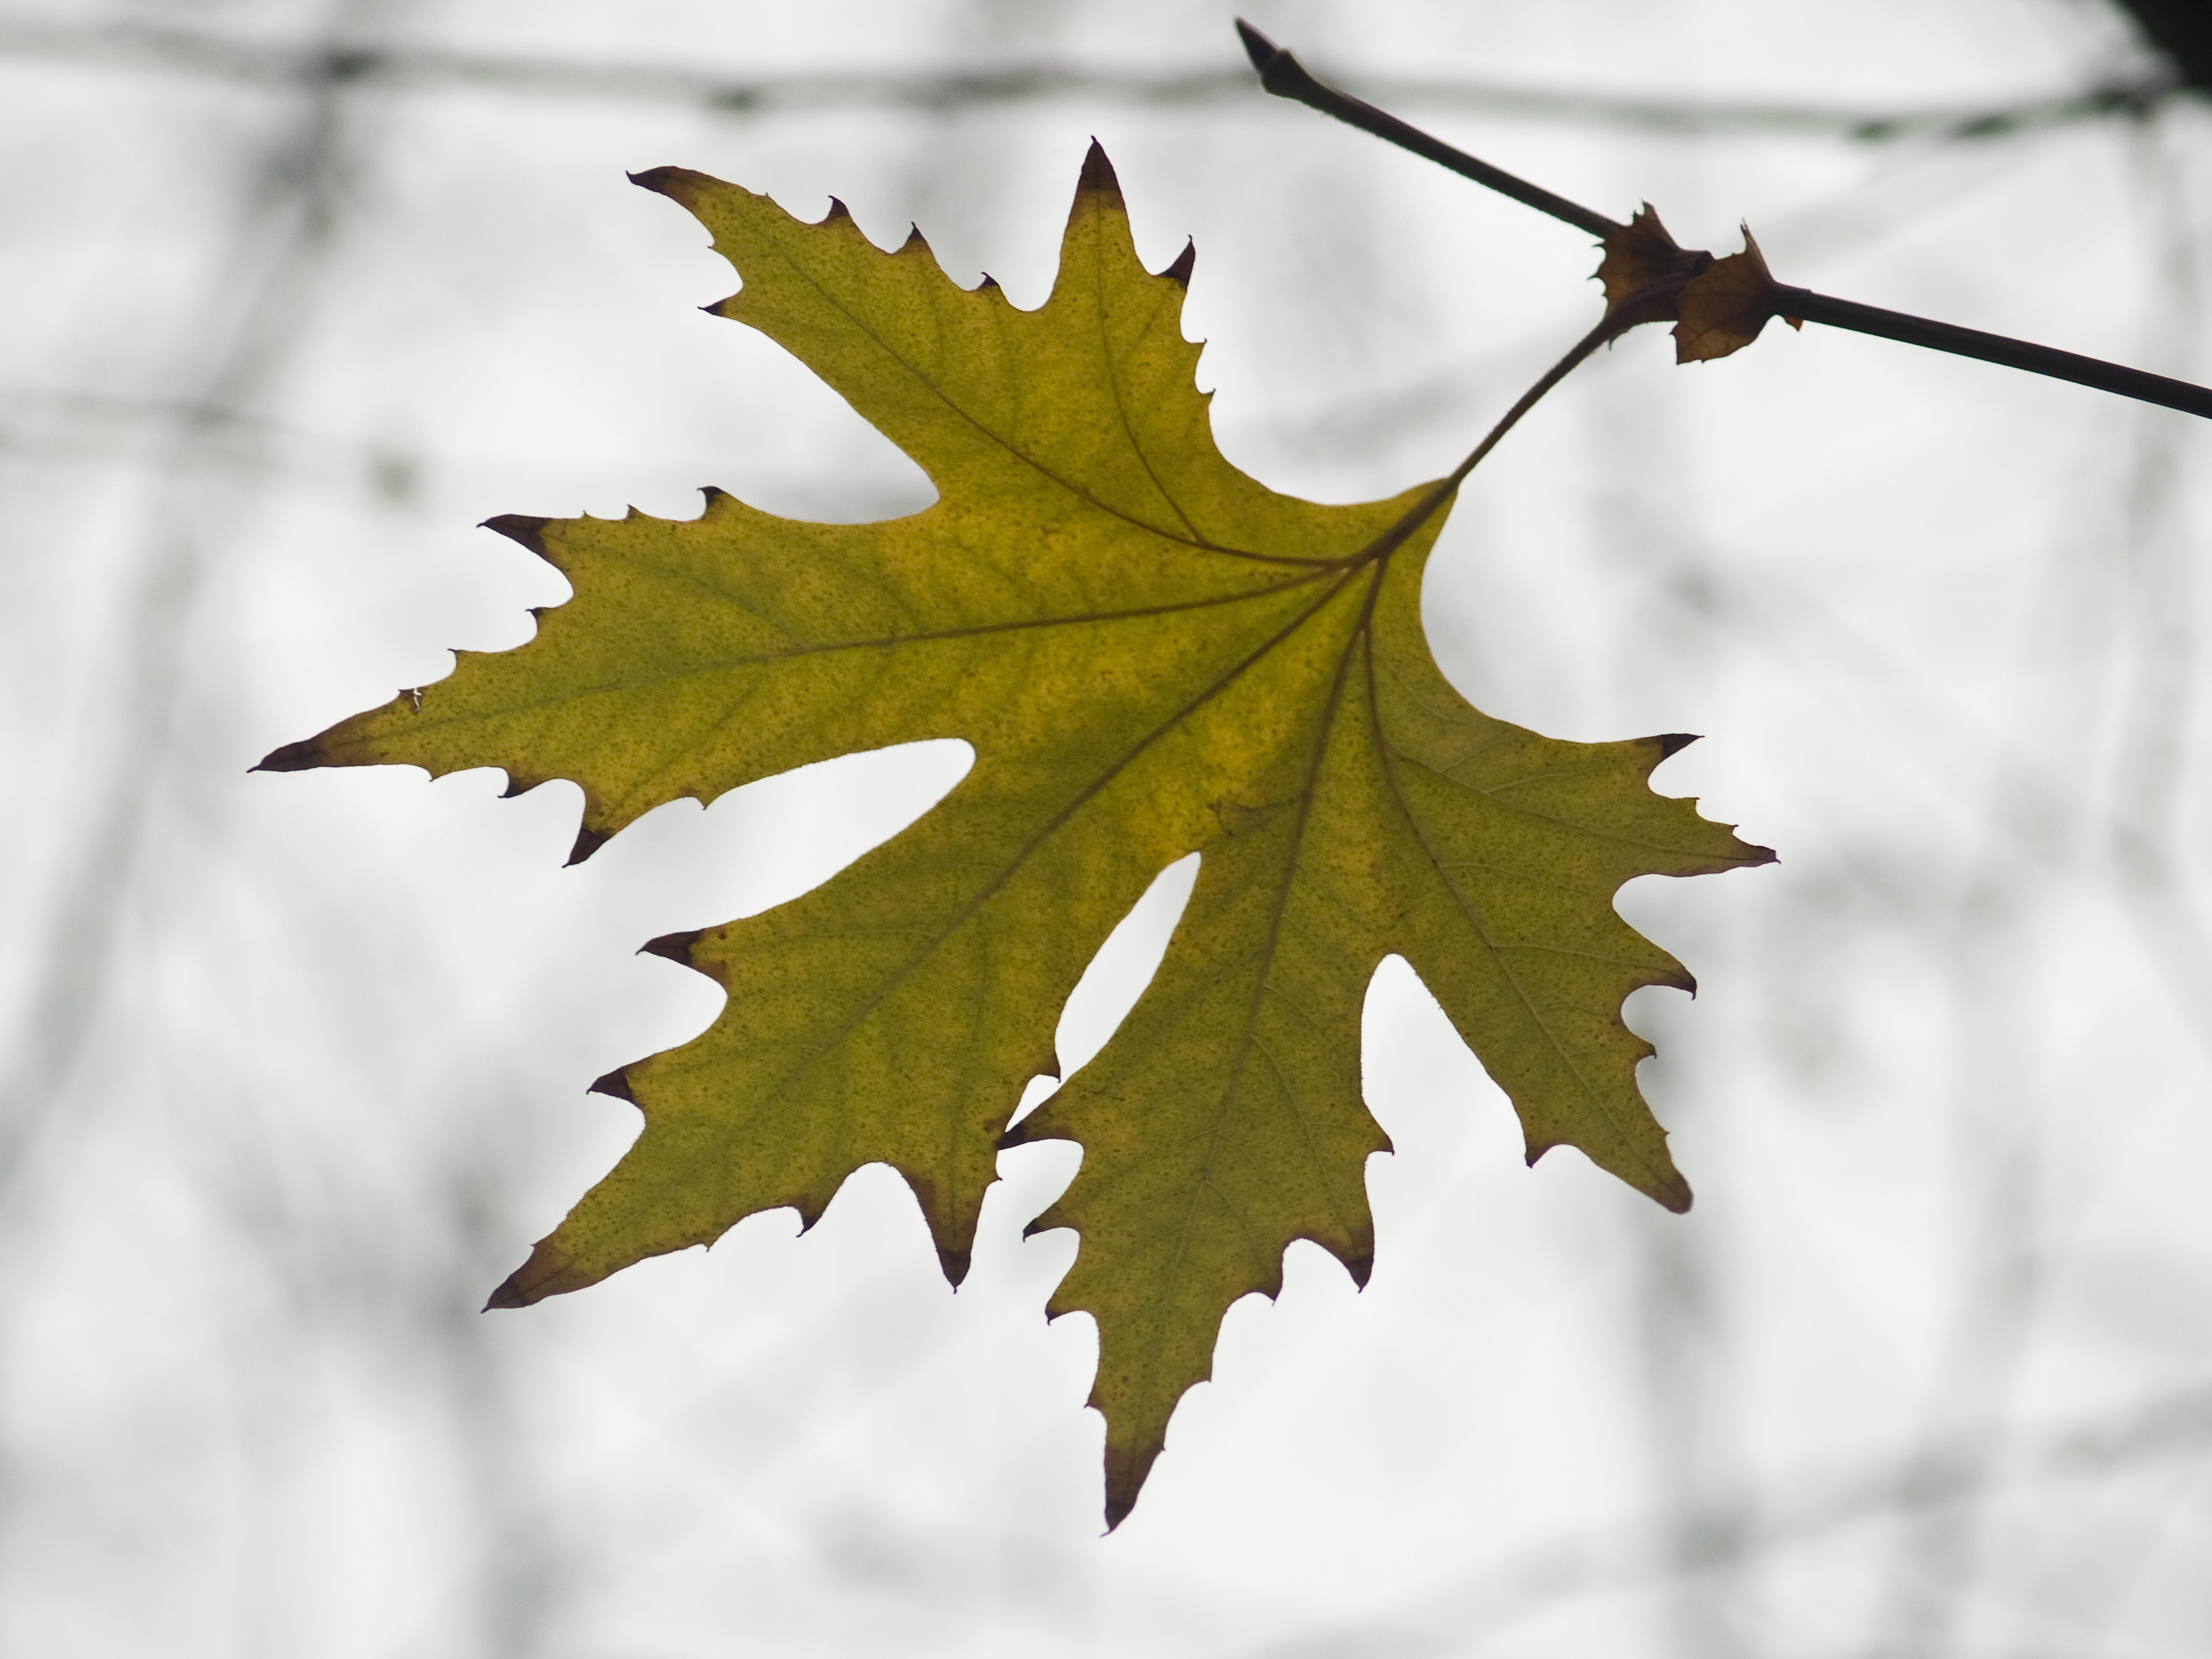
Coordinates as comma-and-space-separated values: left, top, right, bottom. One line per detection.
3, 0, 2210, 1653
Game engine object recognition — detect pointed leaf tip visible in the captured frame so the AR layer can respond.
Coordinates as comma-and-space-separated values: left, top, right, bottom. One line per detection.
1102, 1439, 1165, 1532
1654, 732, 1700, 758
937, 1244, 972, 1288
484, 1238, 604, 1308
1078, 140, 1120, 200
482, 514, 552, 557
567, 822, 613, 865
640, 928, 703, 965
1161, 241, 1195, 288
251, 736, 326, 773
589, 1067, 637, 1103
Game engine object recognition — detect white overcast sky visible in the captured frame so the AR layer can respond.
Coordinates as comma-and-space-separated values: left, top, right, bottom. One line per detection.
2, 1, 2211, 1655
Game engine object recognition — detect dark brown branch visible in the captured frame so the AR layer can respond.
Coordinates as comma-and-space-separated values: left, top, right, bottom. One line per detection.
1237, 20, 2212, 422
1234, 20, 1622, 239
1781, 289, 2212, 419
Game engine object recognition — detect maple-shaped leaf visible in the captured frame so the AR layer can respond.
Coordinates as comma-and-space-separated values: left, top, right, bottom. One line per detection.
262, 143, 1773, 1528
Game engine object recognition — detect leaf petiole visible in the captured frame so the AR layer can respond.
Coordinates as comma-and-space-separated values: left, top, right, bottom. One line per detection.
1349, 283, 1682, 571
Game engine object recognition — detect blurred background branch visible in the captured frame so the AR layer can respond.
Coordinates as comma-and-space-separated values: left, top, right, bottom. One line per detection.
0, 9, 2181, 136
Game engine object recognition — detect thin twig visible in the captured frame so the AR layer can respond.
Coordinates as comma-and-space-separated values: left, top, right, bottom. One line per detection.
1235, 20, 1620, 238
1780, 289, 2212, 418
1236, 19, 2212, 422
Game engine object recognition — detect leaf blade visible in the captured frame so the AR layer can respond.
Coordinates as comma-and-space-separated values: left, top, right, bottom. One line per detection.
274, 142, 1774, 1527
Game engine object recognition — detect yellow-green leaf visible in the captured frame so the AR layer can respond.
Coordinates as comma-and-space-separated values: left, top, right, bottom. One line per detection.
262, 142, 1772, 1528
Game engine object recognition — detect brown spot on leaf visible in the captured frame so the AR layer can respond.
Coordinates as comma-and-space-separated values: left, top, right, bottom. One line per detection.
1212, 796, 1288, 835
